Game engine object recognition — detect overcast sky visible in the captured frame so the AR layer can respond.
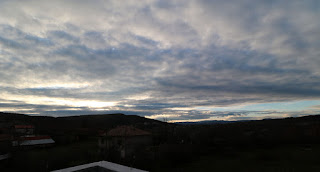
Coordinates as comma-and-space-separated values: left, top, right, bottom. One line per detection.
1, 0, 320, 122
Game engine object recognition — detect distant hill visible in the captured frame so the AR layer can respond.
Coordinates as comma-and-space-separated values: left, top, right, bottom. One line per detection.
175, 115, 320, 125
175, 120, 237, 125
2, 112, 320, 145
0, 112, 167, 134
186, 114, 320, 146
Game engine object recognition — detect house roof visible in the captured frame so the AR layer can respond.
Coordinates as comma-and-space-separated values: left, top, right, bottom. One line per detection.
107, 126, 151, 137
12, 135, 55, 146
18, 139, 55, 146
14, 125, 34, 129
20, 136, 52, 140
51, 160, 148, 172
0, 153, 11, 161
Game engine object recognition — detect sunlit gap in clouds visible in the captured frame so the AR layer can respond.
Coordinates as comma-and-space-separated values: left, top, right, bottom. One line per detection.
1, 93, 117, 109
65, 100, 117, 108
145, 114, 181, 122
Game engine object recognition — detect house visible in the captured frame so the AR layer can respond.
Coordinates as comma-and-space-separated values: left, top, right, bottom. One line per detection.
13, 125, 35, 135
97, 131, 107, 154
51, 160, 148, 172
99, 126, 152, 159
12, 135, 55, 147
11, 125, 55, 148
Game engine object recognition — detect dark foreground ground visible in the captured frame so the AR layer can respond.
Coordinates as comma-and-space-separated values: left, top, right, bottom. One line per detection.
1, 113, 320, 171
2, 142, 320, 172
157, 144, 320, 172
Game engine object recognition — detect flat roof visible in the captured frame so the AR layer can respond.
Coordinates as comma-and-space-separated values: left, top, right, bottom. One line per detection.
51, 161, 148, 172
14, 125, 34, 129
12, 137, 55, 146
0, 153, 11, 161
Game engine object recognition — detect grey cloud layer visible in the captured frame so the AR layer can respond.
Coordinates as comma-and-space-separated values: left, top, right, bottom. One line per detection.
0, 0, 320, 121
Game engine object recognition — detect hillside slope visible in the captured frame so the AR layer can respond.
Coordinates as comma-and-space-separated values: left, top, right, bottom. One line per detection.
0, 112, 166, 134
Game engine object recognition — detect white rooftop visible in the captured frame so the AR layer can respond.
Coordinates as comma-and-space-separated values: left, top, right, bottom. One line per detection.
12, 138, 55, 146
0, 153, 11, 161
51, 161, 148, 172
20, 138, 55, 146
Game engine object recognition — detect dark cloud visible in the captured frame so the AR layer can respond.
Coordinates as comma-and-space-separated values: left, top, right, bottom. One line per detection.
48, 30, 79, 43
0, 36, 25, 49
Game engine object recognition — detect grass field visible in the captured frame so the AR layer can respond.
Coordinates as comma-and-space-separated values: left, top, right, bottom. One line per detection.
156, 144, 320, 172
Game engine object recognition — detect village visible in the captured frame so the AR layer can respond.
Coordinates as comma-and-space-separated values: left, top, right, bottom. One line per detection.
0, 112, 170, 171
0, 121, 157, 171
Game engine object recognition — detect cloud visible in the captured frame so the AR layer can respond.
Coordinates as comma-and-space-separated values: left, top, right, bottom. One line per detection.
0, 0, 320, 121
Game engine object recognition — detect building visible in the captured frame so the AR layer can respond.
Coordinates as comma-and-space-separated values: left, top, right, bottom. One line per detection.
11, 125, 55, 148
13, 125, 35, 135
99, 126, 152, 159
51, 160, 148, 172
12, 135, 55, 147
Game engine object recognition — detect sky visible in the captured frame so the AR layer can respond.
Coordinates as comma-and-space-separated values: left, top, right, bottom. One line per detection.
1, 0, 320, 122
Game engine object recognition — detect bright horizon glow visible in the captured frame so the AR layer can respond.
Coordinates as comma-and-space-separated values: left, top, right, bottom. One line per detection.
195, 100, 320, 112
1, 93, 117, 109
